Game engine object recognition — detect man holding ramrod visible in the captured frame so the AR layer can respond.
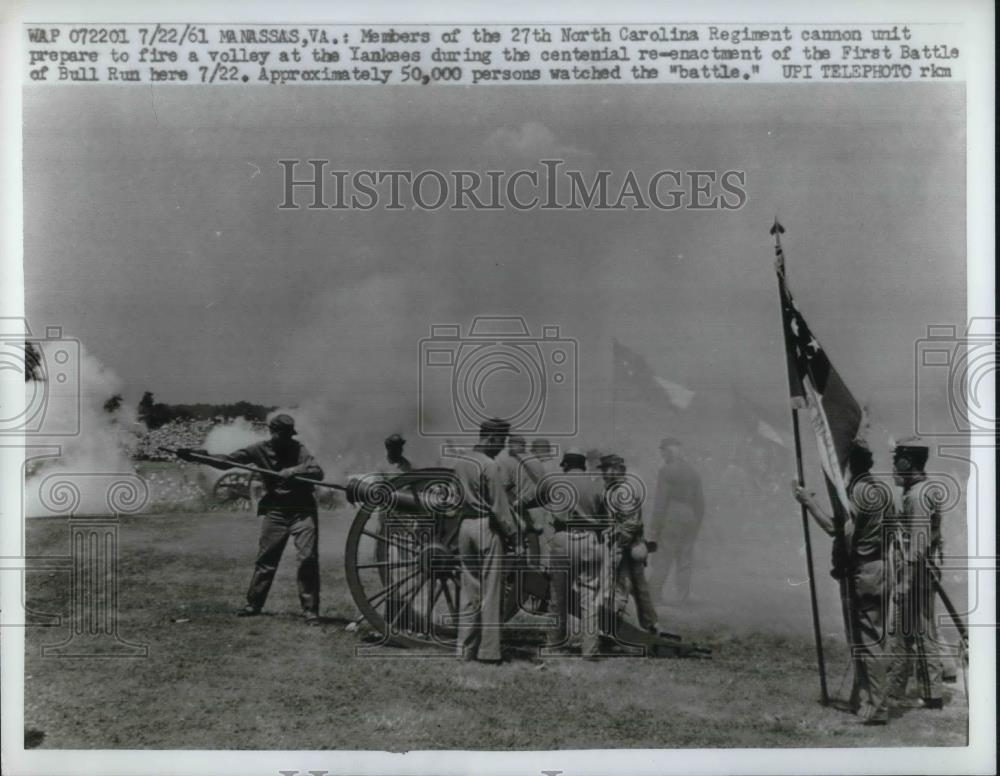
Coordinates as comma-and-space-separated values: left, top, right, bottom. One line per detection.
177, 413, 325, 624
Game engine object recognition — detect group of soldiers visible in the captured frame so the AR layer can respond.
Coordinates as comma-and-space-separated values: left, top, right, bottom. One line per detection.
176, 414, 706, 660
174, 414, 960, 719
793, 436, 958, 725
439, 417, 705, 663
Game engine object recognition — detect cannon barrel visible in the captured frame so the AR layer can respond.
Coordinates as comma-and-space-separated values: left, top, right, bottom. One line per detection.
346, 469, 464, 516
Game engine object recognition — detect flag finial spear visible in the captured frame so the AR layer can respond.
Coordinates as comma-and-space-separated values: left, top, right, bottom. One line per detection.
771, 217, 786, 274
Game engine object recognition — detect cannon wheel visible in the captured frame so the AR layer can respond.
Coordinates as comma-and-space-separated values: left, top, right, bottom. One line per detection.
212, 471, 256, 510
343, 469, 527, 649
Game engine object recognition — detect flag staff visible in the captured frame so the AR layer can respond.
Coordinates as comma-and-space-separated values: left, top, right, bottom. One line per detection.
772, 218, 830, 706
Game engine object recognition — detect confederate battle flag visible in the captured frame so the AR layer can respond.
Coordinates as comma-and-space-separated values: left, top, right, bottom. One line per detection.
775, 226, 863, 517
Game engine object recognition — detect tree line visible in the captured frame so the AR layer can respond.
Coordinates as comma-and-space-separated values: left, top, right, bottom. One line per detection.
136, 392, 275, 428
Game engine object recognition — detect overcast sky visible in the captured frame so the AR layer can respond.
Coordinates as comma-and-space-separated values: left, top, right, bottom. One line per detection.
24, 83, 964, 444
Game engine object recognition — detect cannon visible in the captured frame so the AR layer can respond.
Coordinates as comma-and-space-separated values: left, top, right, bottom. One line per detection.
343, 468, 711, 657
211, 471, 259, 510
166, 449, 709, 657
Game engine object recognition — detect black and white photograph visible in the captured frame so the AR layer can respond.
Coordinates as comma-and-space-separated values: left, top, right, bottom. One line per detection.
1, 3, 994, 775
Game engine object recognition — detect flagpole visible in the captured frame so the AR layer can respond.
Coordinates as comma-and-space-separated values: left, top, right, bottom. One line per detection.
772, 219, 830, 706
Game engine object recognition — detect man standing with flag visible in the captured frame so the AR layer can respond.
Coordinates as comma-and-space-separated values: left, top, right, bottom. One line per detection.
793, 437, 892, 724
774, 218, 865, 708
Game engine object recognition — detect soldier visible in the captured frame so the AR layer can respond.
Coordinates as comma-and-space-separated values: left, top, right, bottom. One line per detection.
511, 437, 557, 562
886, 436, 945, 709
599, 453, 659, 634
793, 438, 890, 724
384, 433, 412, 473
544, 448, 608, 657
497, 435, 535, 559
449, 418, 518, 663
648, 437, 705, 605
179, 414, 324, 624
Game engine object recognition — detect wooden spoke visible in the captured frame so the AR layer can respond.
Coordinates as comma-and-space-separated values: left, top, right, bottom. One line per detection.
360, 528, 419, 555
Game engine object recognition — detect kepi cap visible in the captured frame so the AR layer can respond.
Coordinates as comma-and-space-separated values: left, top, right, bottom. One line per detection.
599, 453, 625, 470
268, 414, 297, 435
479, 417, 511, 436
893, 435, 929, 465
385, 433, 406, 446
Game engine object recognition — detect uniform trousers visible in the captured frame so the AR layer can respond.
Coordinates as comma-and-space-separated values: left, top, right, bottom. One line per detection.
247, 507, 319, 615
546, 529, 603, 656
456, 517, 505, 662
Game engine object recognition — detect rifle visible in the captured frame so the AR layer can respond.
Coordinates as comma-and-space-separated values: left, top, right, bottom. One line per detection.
927, 559, 969, 649
159, 447, 347, 491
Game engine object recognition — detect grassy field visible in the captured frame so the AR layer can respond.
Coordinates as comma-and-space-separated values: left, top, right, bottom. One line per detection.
23, 510, 968, 750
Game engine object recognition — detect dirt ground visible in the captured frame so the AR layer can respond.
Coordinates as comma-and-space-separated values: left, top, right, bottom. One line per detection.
22, 511, 968, 750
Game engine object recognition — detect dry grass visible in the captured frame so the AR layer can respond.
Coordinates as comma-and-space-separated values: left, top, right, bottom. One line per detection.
23, 511, 968, 750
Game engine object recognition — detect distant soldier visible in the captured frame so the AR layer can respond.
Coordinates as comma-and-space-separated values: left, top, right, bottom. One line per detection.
648, 437, 705, 604
886, 437, 945, 709
179, 414, 324, 624
449, 418, 518, 663
793, 438, 890, 724
544, 448, 607, 657
599, 453, 659, 633
384, 433, 412, 474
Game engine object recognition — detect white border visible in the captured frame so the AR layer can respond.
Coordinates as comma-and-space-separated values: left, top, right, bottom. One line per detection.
1, 1, 994, 775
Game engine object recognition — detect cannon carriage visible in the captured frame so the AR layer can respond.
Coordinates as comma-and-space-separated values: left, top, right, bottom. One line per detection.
343, 467, 710, 657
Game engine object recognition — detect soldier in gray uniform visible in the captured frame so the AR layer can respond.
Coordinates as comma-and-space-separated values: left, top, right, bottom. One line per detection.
544, 448, 607, 656
599, 453, 659, 633
180, 414, 324, 624
648, 437, 705, 604
794, 438, 891, 724
449, 418, 517, 663
886, 437, 945, 709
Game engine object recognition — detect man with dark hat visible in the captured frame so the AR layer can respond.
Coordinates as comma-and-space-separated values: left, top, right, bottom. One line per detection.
885, 436, 946, 709
649, 437, 705, 605
384, 433, 412, 474
179, 413, 325, 624
448, 418, 518, 663
543, 448, 608, 656
794, 437, 891, 724
599, 453, 659, 633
